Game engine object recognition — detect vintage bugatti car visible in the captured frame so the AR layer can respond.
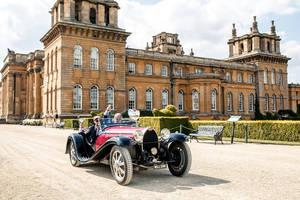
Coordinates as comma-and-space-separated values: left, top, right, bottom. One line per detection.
65, 110, 192, 185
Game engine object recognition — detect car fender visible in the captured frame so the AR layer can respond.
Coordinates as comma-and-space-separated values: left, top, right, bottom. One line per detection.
90, 136, 136, 160
165, 133, 189, 144
65, 134, 84, 154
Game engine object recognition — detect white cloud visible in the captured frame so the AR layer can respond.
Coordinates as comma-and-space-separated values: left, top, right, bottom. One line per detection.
0, 0, 300, 83
282, 41, 300, 83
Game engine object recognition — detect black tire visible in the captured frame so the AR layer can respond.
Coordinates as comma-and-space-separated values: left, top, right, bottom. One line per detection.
69, 140, 80, 167
110, 146, 133, 185
168, 142, 192, 176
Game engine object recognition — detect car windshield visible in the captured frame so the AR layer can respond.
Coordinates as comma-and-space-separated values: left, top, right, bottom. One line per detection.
100, 118, 136, 129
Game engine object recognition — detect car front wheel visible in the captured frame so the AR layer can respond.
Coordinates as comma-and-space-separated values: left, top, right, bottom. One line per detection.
110, 146, 133, 185
69, 140, 80, 167
168, 142, 192, 176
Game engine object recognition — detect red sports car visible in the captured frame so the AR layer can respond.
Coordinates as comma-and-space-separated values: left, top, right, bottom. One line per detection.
65, 111, 192, 185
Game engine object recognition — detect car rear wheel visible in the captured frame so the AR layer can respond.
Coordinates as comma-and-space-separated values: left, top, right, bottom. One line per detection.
110, 146, 133, 186
168, 142, 192, 176
69, 140, 80, 167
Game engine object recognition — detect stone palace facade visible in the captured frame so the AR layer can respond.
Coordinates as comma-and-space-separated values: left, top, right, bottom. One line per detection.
0, 0, 300, 124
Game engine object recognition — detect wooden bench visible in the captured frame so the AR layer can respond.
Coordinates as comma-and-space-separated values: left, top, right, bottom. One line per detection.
190, 125, 224, 145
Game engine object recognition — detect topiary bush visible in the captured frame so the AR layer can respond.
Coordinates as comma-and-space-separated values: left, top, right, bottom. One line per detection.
139, 117, 191, 135
152, 105, 177, 117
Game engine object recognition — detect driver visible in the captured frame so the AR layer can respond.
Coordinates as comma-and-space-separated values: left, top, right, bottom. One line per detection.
84, 116, 101, 150
113, 113, 123, 123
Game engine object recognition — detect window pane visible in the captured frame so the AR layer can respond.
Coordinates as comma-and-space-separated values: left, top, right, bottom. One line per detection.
212, 90, 216, 110
106, 50, 114, 71
129, 63, 135, 74
146, 89, 152, 110
73, 85, 82, 110
145, 64, 152, 75
192, 90, 199, 110
178, 91, 184, 111
90, 86, 98, 109
162, 90, 168, 108
129, 88, 136, 109
106, 87, 114, 109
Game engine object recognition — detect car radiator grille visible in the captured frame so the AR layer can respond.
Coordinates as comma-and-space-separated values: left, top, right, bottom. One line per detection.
143, 129, 159, 152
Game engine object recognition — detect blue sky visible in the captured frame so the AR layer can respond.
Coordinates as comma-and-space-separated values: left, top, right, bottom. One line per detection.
0, 0, 300, 83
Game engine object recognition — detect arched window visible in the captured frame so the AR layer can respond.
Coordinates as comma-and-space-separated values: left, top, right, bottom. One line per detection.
249, 93, 254, 112
74, 45, 82, 69
271, 69, 276, 84
162, 90, 168, 109
280, 95, 284, 110
129, 88, 136, 109
227, 92, 233, 112
238, 93, 244, 111
90, 8, 96, 24
272, 95, 276, 111
178, 90, 184, 111
73, 85, 82, 110
237, 72, 243, 83
265, 94, 269, 112
146, 89, 153, 110
90, 85, 98, 110
226, 72, 231, 81
211, 90, 217, 111
279, 70, 283, 85
106, 49, 114, 71
90, 47, 99, 70
192, 89, 199, 110
106, 87, 114, 109
264, 69, 268, 84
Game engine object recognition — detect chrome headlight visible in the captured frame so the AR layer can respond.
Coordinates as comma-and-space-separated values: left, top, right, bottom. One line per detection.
160, 128, 171, 140
134, 130, 144, 142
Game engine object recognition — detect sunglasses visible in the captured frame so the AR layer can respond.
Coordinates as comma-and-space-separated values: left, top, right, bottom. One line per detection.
94, 119, 99, 122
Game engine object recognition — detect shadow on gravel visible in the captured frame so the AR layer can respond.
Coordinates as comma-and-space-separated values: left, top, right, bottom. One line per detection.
82, 163, 230, 193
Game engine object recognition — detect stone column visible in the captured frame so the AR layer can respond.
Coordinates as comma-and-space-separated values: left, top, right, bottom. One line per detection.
28, 71, 34, 116
34, 69, 41, 118
97, 4, 105, 26
15, 73, 22, 116
7, 73, 14, 116
200, 83, 205, 113
1, 77, 6, 116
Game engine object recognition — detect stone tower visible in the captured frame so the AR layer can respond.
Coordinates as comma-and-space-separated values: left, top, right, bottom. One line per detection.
227, 17, 290, 114
147, 32, 184, 55
40, 0, 130, 124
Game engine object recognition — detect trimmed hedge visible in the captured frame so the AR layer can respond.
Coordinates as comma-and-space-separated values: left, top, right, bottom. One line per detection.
63, 118, 94, 129
139, 117, 191, 135
190, 120, 300, 142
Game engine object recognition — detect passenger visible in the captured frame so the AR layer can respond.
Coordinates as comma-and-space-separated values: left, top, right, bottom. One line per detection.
103, 104, 113, 119
114, 113, 123, 123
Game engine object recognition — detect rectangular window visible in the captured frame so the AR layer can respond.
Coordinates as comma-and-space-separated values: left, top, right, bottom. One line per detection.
237, 73, 243, 83
129, 63, 135, 74
195, 68, 202, 74
162, 66, 168, 77
145, 64, 152, 75
248, 74, 253, 83
177, 67, 182, 77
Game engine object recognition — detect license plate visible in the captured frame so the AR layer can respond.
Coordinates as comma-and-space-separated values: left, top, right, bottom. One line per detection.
154, 164, 167, 169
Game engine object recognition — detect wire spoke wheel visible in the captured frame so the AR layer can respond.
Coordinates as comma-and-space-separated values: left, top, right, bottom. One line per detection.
110, 146, 133, 185
69, 140, 80, 167
168, 142, 192, 176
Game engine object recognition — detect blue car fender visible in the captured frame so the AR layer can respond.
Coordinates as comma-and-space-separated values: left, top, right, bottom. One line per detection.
165, 133, 189, 144
65, 133, 84, 154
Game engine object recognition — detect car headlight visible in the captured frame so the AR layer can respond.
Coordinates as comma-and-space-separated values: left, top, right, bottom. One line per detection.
160, 128, 171, 140
134, 130, 144, 142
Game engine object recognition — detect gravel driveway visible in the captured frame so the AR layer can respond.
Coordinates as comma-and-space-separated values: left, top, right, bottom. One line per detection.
0, 125, 299, 200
